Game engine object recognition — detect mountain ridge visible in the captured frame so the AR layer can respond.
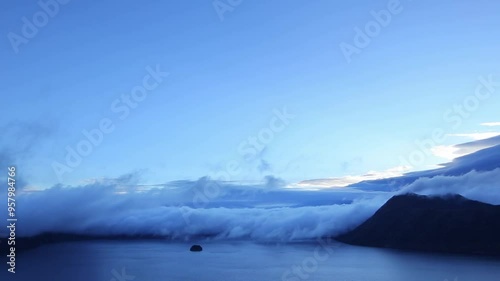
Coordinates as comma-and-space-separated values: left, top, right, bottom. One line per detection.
337, 193, 500, 256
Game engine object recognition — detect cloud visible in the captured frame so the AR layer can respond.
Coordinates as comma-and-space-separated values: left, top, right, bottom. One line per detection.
431, 145, 463, 160
340, 157, 363, 172
263, 175, 286, 188
258, 159, 272, 173
4, 127, 499, 242
400, 168, 500, 205
0, 121, 57, 192
295, 166, 410, 188
452, 135, 500, 155
81, 171, 144, 185
348, 141, 500, 192
481, 122, 500, 127
432, 134, 500, 160
449, 132, 500, 141
0, 175, 388, 240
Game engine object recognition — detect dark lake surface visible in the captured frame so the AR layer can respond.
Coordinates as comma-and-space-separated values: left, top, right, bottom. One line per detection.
3, 240, 500, 281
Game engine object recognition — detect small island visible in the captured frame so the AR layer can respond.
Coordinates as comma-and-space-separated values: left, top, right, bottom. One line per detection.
190, 245, 203, 252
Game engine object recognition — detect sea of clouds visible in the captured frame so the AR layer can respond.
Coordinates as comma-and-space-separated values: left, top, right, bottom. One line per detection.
1, 177, 388, 239
2, 142, 499, 241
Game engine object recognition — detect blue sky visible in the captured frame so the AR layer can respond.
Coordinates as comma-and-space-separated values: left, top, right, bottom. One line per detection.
1, 0, 500, 188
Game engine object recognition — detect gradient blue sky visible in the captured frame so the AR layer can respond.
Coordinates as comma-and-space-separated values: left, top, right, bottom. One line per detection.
2, 0, 500, 188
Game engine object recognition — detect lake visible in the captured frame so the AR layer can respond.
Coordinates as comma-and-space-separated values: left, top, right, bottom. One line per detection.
3, 240, 500, 281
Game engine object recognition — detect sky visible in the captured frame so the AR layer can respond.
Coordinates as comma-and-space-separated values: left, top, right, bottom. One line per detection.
1, 0, 500, 189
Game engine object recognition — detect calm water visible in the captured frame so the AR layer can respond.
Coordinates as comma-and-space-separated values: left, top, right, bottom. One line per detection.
3, 240, 500, 281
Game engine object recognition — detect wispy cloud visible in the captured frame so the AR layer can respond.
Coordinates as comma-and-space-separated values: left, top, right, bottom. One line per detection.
295, 166, 410, 189
481, 122, 500, 127
430, 132, 500, 161
0, 120, 57, 190
430, 145, 463, 160
448, 132, 500, 141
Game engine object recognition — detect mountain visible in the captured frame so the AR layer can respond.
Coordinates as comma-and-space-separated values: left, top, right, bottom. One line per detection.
337, 193, 500, 256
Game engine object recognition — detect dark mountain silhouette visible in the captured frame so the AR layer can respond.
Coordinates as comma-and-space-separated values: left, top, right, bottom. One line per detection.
337, 193, 500, 256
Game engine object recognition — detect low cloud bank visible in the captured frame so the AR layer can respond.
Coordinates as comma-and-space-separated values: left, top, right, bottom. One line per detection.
400, 168, 500, 205
1, 178, 387, 240
4, 140, 499, 240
